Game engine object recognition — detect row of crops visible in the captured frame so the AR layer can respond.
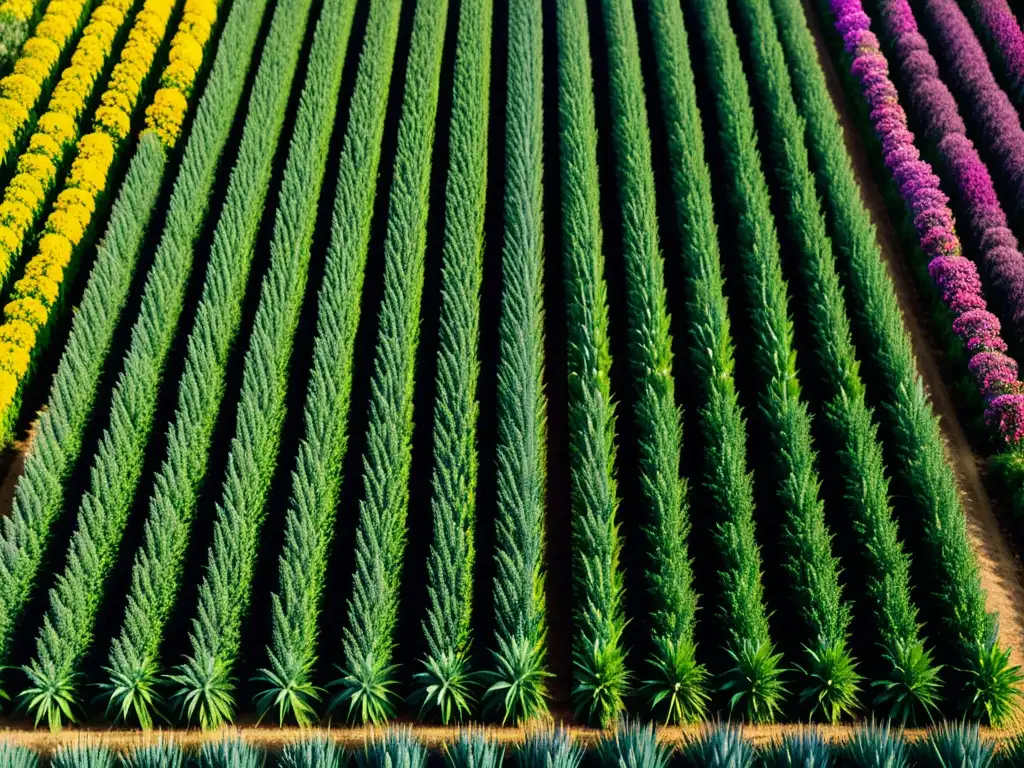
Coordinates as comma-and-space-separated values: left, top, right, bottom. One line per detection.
0, 0, 1023, 736
0, 722, 1013, 768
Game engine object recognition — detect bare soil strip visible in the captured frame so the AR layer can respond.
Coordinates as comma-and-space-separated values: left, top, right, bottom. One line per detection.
800, 0, 1024, 671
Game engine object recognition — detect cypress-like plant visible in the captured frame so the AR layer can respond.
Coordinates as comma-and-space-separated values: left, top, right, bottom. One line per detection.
767, 0, 943, 724
330, 0, 449, 724
555, 0, 628, 730
16, 0, 275, 730
414, 0, 492, 724
646, 0, 776, 723
811, 0, 1018, 723
168, 0, 364, 727
483, 0, 550, 726
105, 0, 346, 729
254, 0, 402, 729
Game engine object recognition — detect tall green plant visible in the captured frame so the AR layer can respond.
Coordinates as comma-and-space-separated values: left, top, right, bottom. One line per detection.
484, 0, 550, 726
554, 0, 628, 730
14, 0, 273, 728
414, 0, 492, 724
105, 0, 349, 730
331, 0, 449, 725
254, 0, 402, 729
757, 0, 942, 724
783, 0, 1019, 723
649, 0, 779, 723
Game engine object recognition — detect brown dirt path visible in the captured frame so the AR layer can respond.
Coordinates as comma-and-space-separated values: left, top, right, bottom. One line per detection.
800, 0, 1024, 671
0, 722, 1019, 755
0, 418, 36, 518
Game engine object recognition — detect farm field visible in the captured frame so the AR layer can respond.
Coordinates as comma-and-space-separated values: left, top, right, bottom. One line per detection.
2, 0, 1024, 745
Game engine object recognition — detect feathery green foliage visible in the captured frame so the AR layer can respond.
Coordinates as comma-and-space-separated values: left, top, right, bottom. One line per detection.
331, 0, 449, 724
844, 722, 910, 768
415, 0, 492, 724
51, 744, 115, 768
17, 0, 281, 730
0, 741, 38, 768
596, 722, 670, 768
683, 726, 755, 768
921, 722, 994, 768
199, 737, 264, 768
444, 730, 505, 768
255, 0, 402, 730
120, 739, 186, 768
485, 0, 549, 725
805, 0, 1019, 723
168, 0, 358, 727
554, 0, 629, 730
105, 0, 341, 730
356, 729, 427, 768
279, 735, 342, 768
646, 0, 772, 722
762, 730, 832, 768
0, 132, 166, 701
517, 730, 583, 768
767, 0, 942, 725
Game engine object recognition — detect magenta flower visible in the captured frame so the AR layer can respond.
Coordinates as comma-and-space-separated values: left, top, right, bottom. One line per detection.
958, 0, 1024, 109
830, 0, 1024, 447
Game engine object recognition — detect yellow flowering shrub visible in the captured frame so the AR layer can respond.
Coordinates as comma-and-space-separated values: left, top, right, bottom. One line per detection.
0, 341, 32, 377
0, 320, 36, 349
27, 131, 61, 159
5, 296, 46, 327
16, 151, 56, 185
0, 226, 17, 253
144, 86, 187, 146
0, 201, 31, 232
0, 73, 41, 104
21, 37, 60, 68
12, 274, 59, 305
0, 0, 35, 23
12, 56, 48, 84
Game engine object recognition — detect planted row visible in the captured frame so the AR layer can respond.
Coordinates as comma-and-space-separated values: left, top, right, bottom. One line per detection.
333, 0, 449, 724
958, 0, 1024, 109
0, 0, 44, 68
255, 0, 402, 728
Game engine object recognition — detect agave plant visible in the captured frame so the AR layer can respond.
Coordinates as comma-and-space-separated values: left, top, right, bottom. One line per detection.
643, 637, 709, 725
843, 721, 910, 768
682, 724, 755, 768
198, 736, 264, 768
871, 640, 942, 726
356, 728, 427, 768
572, 637, 630, 728
996, 733, 1024, 768
961, 640, 1024, 726
485, 635, 551, 724
253, 652, 323, 726
797, 640, 862, 724
761, 730, 833, 768
921, 722, 994, 768
169, 653, 237, 730
517, 729, 583, 768
120, 738, 187, 768
51, 743, 116, 768
412, 650, 477, 723
279, 733, 342, 768
20, 662, 78, 732
329, 654, 399, 724
719, 640, 787, 724
596, 721, 670, 768
101, 656, 165, 729
443, 729, 505, 768
0, 742, 38, 768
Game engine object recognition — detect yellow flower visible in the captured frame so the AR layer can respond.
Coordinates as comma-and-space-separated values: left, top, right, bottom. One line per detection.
0, 369, 20, 410
6, 184, 39, 213
9, 173, 44, 203
37, 233, 72, 267
17, 152, 56, 186
13, 275, 60, 307
0, 73, 41, 105
12, 57, 48, 85
46, 209, 86, 245
90, 5, 123, 26
100, 86, 132, 114
5, 297, 47, 328
55, 187, 95, 216
23, 257, 64, 283
0, 319, 37, 350
189, 0, 216, 24
178, 13, 211, 45
0, 98, 29, 129
0, 226, 18, 253
145, 87, 187, 146
27, 131, 61, 160
77, 131, 114, 161
22, 36, 61, 69
161, 60, 196, 94
43, 1, 75, 19
35, 17, 74, 45
95, 105, 130, 139
0, 201, 32, 234
169, 34, 202, 70
0, 340, 33, 376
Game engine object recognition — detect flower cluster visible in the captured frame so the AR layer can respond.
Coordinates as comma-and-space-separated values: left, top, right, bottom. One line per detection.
912, 0, 1024, 223
144, 0, 217, 146
868, 0, 1024, 341
0, 0, 127, 165
830, 0, 1024, 446
0, 0, 175, 415
0, 0, 43, 67
961, 0, 1024, 106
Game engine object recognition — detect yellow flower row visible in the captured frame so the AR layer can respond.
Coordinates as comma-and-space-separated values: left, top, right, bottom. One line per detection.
0, 0, 128, 164
0, 0, 179, 413
144, 0, 217, 146
0, 0, 38, 24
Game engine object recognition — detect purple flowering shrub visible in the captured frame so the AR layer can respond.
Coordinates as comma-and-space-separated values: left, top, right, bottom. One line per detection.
830, 0, 1024, 446
960, 0, 1024, 105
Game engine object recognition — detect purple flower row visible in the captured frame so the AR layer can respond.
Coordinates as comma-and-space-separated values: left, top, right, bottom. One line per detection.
829, 0, 1024, 446
960, 0, 1024, 106
911, 0, 1024, 223
866, 0, 1024, 340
